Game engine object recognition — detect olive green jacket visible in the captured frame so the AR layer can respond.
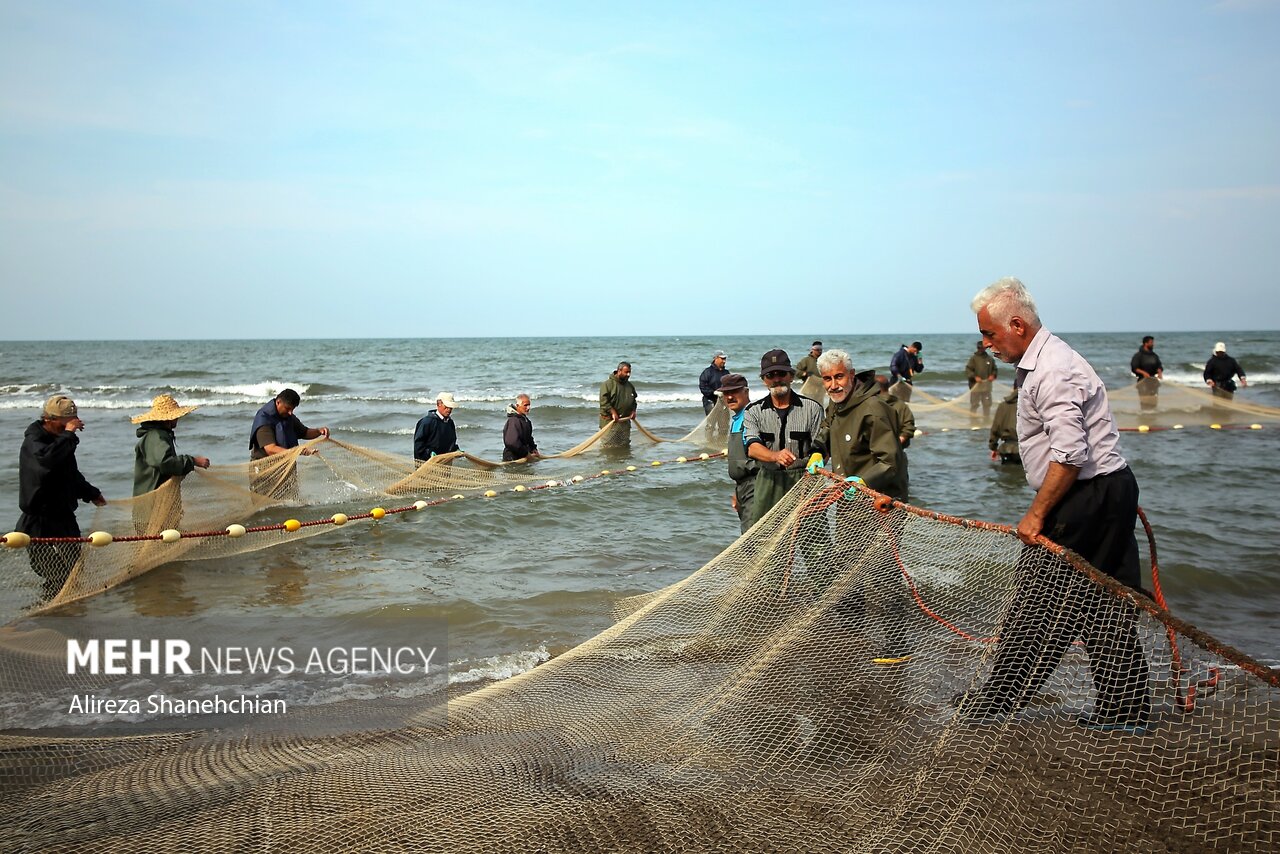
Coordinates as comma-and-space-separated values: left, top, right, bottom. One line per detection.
794, 353, 820, 382
815, 372, 908, 500
133, 424, 197, 497
599, 372, 638, 422
989, 390, 1019, 453
965, 351, 998, 383
883, 394, 915, 448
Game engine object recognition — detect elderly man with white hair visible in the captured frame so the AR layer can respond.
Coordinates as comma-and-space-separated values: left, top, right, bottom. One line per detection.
964, 276, 1152, 731
414, 392, 461, 461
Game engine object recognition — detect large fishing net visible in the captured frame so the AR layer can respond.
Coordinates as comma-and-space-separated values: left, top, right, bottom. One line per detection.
1, 465, 1276, 851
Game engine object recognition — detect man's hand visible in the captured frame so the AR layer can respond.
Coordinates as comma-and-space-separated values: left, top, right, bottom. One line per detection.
65, 417, 85, 433
731, 493, 739, 512
1016, 510, 1045, 544
91, 494, 107, 507
194, 456, 211, 469
774, 448, 797, 467
318, 427, 330, 439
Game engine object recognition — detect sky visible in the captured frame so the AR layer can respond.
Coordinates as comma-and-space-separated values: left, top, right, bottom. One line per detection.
1, 1, 1278, 339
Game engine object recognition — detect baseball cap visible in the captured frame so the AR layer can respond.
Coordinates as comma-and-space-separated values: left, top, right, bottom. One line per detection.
718, 373, 748, 393
760, 349, 793, 375
43, 394, 77, 419
1214, 342, 1227, 354
437, 392, 458, 409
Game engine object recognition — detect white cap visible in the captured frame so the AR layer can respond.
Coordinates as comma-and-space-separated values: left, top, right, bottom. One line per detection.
437, 392, 458, 409
1214, 342, 1227, 354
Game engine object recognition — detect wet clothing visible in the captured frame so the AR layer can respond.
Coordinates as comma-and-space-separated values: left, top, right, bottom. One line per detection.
133, 423, 198, 497
699, 363, 730, 413
814, 372, 908, 501
883, 394, 915, 449
742, 390, 825, 524
1130, 348, 1163, 380
599, 371, 638, 447
414, 411, 459, 460
17, 420, 102, 594
794, 353, 820, 382
249, 400, 310, 461
1203, 354, 1246, 394
989, 390, 1021, 463
502, 405, 538, 461
726, 407, 758, 533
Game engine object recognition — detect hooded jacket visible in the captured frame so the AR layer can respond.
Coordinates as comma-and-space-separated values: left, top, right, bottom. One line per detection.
134, 423, 198, 497
414, 410, 459, 461
965, 350, 998, 384
989, 390, 1020, 455
814, 371, 908, 500
599, 372, 638, 422
18, 420, 101, 518
502, 404, 538, 461
882, 393, 915, 448
1203, 353, 1245, 391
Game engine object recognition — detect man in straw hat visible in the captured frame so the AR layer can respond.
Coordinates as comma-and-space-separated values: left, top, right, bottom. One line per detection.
15, 394, 106, 597
132, 394, 211, 497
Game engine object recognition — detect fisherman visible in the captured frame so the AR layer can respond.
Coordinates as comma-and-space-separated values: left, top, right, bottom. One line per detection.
414, 393, 461, 460
888, 341, 924, 400
1130, 336, 1163, 411
966, 276, 1151, 731
15, 394, 107, 597
698, 351, 730, 415
599, 362, 639, 448
502, 394, 540, 461
718, 372, 757, 532
988, 389, 1021, 464
131, 394, 211, 534
965, 340, 999, 416
1204, 342, 1247, 400
875, 375, 916, 448
809, 349, 911, 664
794, 341, 823, 383
249, 388, 330, 498
741, 349, 825, 524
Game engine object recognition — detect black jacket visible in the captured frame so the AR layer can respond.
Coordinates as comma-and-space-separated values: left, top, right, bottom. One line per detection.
18, 420, 101, 517
1204, 354, 1245, 391
1130, 348, 1163, 379
699, 364, 730, 407
414, 411, 459, 461
502, 405, 538, 461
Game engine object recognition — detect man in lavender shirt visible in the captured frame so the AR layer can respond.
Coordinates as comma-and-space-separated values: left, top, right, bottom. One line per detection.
963, 277, 1152, 731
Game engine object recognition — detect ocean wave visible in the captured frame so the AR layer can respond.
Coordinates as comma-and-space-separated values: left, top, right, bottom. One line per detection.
163, 381, 312, 398
1162, 370, 1280, 387
448, 645, 551, 684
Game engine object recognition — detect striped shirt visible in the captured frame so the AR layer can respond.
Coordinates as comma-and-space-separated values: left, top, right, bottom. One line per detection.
742, 391, 825, 464
1015, 327, 1127, 491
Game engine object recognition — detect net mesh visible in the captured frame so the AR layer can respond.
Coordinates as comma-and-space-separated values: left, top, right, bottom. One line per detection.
1, 475, 1276, 852
0, 405, 731, 623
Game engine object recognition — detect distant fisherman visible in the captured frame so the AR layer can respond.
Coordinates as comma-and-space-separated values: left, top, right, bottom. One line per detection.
965, 340, 999, 417
698, 351, 730, 414
888, 341, 924, 401
718, 372, 757, 533
250, 388, 330, 498
131, 394, 211, 534
1203, 341, 1247, 400
16, 395, 107, 598
599, 362, 638, 448
875, 375, 916, 449
1130, 336, 1163, 411
502, 394, 540, 461
794, 341, 823, 383
989, 389, 1021, 464
742, 349, 824, 524
414, 393, 461, 461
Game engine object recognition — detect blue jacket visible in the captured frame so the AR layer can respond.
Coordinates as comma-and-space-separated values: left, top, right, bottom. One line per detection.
250, 400, 305, 459
414, 411, 459, 460
889, 347, 921, 384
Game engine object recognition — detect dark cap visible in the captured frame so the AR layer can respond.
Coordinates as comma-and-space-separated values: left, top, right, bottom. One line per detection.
760, 349, 793, 375
718, 373, 748, 393
811, 341, 822, 348
912, 341, 923, 351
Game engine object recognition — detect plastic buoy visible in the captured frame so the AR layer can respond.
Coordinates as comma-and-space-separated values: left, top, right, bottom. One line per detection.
413, 500, 428, 511
913, 430, 923, 437
513, 485, 527, 492
371, 507, 387, 519
3, 532, 31, 549
699, 452, 710, 460
545, 480, 560, 488
1137, 425, 1150, 433
969, 426, 980, 431
571, 475, 584, 483
284, 519, 302, 532
452, 494, 464, 500
941, 428, 950, 433
331, 513, 348, 526
1173, 424, 1184, 430
677, 456, 688, 463
600, 470, 611, 476
651, 461, 662, 467
227, 524, 246, 538
483, 490, 497, 498
626, 466, 637, 472
1251, 424, 1263, 430
1210, 424, 1222, 430
160, 529, 181, 543
89, 531, 113, 547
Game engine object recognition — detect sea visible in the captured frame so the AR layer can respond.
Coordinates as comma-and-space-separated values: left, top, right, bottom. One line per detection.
1, 332, 1277, 727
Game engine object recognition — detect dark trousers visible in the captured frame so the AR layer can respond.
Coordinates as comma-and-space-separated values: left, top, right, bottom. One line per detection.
16, 511, 82, 598
972, 467, 1152, 723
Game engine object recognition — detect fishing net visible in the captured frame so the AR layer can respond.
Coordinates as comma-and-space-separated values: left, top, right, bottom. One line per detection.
0, 406, 730, 623
1, 473, 1276, 852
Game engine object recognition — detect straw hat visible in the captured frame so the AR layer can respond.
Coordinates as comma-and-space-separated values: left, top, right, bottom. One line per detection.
131, 394, 199, 424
